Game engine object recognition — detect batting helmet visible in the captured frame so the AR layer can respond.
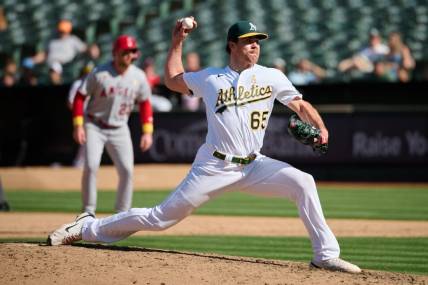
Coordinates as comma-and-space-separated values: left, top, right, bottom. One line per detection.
113, 35, 138, 53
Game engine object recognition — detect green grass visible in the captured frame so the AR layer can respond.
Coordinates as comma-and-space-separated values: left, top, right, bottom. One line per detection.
4, 186, 427, 276
113, 236, 428, 275
6, 187, 428, 220
3, 236, 427, 275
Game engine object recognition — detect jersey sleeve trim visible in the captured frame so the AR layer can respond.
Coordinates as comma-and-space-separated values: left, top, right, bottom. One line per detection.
73, 116, 84, 126
142, 123, 154, 134
72, 92, 85, 126
139, 99, 154, 134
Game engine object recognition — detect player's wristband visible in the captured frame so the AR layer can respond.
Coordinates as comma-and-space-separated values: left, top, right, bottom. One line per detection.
73, 116, 84, 127
142, 123, 154, 134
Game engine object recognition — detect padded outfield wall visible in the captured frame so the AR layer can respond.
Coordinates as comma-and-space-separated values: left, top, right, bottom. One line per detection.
0, 83, 427, 181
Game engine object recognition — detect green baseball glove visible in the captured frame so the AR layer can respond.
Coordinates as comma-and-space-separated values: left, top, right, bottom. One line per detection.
287, 114, 328, 155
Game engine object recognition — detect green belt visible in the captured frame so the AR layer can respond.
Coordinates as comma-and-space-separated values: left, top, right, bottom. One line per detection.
212, 151, 256, 165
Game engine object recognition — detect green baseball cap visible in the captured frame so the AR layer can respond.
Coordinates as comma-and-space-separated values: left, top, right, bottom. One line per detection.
227, 20, 269, 41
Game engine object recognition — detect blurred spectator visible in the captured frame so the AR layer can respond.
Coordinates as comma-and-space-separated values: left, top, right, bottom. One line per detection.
49, 62, 63, 85
87, 43, 101, 64
0, 6, 7, 31
375, 31, 415, 82
4, 59, 18, 75
272, 57, 287, 74
182, 52, 202, 111
29, 19, 95, 69
1, 58, 18, 87
46, 19, 87, 65
338, 29, 389, 76
141, 57, 172, 112
288, 58, 326, 85
372, 60, 393, 82
19, 58, 38, 86
1, 73, 15, 87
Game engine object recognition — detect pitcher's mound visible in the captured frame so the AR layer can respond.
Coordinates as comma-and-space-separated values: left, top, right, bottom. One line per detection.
1, 243, 426, 285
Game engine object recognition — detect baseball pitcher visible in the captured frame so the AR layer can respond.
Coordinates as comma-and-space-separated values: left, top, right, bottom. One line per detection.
48, 19, 361, 274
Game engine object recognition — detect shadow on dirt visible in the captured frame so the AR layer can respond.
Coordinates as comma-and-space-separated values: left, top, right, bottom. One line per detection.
72, 242, 295, 268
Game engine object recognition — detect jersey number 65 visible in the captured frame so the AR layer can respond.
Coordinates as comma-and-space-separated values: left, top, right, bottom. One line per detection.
250, 110, 269, 130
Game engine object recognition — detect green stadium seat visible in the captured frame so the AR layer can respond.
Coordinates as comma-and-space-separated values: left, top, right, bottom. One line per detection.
1, 0, 428, 84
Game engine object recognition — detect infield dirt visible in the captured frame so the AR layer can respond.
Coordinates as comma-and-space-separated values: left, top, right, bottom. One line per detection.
1, 243, 427, 285
1, 166, 427, 284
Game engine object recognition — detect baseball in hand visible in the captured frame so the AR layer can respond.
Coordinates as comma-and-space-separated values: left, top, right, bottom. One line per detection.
181, 17, 194, 29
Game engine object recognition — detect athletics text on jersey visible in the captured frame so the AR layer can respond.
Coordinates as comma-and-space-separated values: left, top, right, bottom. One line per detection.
183, 64, 302, 156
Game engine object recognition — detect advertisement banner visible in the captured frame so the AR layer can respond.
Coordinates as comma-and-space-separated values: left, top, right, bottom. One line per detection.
132, 112, 428, 165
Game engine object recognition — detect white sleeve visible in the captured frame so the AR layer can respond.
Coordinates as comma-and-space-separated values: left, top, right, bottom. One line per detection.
72, 35, 87, 53
183, 70, 206, 98
68, 80, 82, 105
137, 72, 152, 102
274, 70, 303, 105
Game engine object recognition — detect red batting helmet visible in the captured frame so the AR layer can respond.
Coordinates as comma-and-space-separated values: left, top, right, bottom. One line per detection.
113, 35, 138, 53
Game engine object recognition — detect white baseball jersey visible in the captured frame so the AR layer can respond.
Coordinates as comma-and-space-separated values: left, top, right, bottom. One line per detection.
79, 62, 152, 127
81, 64, 341, 263
183, 64, 302, 157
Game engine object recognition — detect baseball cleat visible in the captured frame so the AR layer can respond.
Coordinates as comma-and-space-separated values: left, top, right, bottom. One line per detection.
47, 212, 95, 246
310, 257, 362, 274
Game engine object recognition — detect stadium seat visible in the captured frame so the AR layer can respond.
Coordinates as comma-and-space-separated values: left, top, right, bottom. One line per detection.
2, 0, 428, 84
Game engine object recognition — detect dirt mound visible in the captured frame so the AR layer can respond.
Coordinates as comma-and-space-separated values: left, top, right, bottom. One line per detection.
1, 243, 426, 285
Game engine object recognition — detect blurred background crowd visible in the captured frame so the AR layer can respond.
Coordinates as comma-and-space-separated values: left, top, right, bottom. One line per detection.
1, 0, 428, 111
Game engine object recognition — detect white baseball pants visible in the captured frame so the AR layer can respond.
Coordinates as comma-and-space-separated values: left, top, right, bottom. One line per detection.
82, 122, 134, 214
82, 143, 340, 262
